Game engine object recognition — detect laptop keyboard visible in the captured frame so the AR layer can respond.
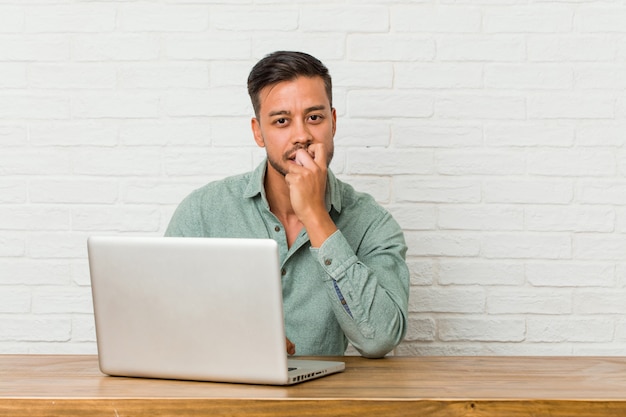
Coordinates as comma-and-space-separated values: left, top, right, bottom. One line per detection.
288, 367, 297, 371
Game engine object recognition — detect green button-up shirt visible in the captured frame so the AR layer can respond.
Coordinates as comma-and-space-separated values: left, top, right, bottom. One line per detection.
165, 160, 409, 358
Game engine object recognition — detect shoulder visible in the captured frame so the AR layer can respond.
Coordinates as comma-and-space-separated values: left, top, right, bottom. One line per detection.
184, 172, 251, 206
333, 176, 405, 239
335, 177, 388, 218
165, 171, 253, 237
331, 177, 408, 260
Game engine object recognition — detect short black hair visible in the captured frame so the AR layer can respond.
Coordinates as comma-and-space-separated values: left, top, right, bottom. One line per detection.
247, 51, 332, 118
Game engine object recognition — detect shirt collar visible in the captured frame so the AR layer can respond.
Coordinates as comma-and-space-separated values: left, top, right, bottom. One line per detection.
243, 159, 342, 213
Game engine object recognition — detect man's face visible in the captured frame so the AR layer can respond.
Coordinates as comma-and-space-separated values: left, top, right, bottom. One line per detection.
251, 76, 336, 177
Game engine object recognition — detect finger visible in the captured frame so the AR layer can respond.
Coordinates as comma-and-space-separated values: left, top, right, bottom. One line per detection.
308, 143, 327, 168
286, 338, 296, 355
294, 148, 313, 168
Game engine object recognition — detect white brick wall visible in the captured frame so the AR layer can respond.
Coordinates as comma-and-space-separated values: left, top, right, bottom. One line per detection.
1, 0, 625, 356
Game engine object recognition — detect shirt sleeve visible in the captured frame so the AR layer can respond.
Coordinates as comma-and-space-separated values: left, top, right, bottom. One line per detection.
309, 213, 410, 358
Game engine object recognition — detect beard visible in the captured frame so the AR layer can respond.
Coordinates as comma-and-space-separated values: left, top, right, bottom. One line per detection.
267, 143, 334, 177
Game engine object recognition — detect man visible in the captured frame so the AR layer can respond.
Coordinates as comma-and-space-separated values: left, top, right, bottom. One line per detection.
165, 51, 409, 358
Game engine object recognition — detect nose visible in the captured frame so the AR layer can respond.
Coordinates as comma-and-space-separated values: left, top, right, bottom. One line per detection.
292, 118, 312, 146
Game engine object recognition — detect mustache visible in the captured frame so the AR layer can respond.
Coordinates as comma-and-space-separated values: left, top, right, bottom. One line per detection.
284, 143, 312, 159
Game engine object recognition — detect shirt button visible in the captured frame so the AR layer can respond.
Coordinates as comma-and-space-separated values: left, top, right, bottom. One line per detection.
324, 259, 332, 266
274, 226, 281, 232
281, 268, 286, 276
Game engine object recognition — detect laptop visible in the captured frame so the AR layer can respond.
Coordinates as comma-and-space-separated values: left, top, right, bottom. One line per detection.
87, 236, 345, 385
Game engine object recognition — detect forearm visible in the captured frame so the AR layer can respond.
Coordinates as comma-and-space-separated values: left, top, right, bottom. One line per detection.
311, 230, 410, 358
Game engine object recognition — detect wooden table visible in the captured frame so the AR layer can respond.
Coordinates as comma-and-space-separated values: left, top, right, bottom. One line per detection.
2, 355, 626, 416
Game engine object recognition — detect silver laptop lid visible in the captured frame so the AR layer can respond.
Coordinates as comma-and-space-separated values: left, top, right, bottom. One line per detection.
88, 236, 291, 384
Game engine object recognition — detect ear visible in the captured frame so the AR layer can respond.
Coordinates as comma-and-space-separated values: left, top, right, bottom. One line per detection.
251, 117, 265, 148
331, 108, 337, 137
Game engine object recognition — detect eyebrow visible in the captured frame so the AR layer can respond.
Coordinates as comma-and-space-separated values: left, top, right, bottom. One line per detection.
268, 105, 327, 118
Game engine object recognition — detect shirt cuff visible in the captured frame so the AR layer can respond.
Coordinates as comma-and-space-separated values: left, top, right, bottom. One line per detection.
310, 229, 359, 282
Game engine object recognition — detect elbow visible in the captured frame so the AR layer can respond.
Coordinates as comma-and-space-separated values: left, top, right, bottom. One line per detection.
354, 329, 405, 359
356, 337, 398, 359
354, 316, 407, 359
360, 346, 394, 359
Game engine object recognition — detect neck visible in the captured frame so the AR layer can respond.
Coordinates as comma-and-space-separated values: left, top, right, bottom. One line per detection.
264, 166, 305, 248
264, 165, 296, 220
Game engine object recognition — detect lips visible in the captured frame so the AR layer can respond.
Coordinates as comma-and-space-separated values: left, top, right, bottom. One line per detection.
285, 145, 316, 167
286, 146, 307, 162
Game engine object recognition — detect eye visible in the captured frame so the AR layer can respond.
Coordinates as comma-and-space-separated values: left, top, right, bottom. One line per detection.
308, 114, 323, 123
274, 118, 288, 126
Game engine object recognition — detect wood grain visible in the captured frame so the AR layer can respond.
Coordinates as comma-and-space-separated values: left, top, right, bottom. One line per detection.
2, 355, 626, 416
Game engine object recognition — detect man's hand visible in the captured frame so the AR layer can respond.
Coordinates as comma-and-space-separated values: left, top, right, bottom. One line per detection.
285, 144, 337, 247
286, 337, 296, 355
286, 143, 328, 221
